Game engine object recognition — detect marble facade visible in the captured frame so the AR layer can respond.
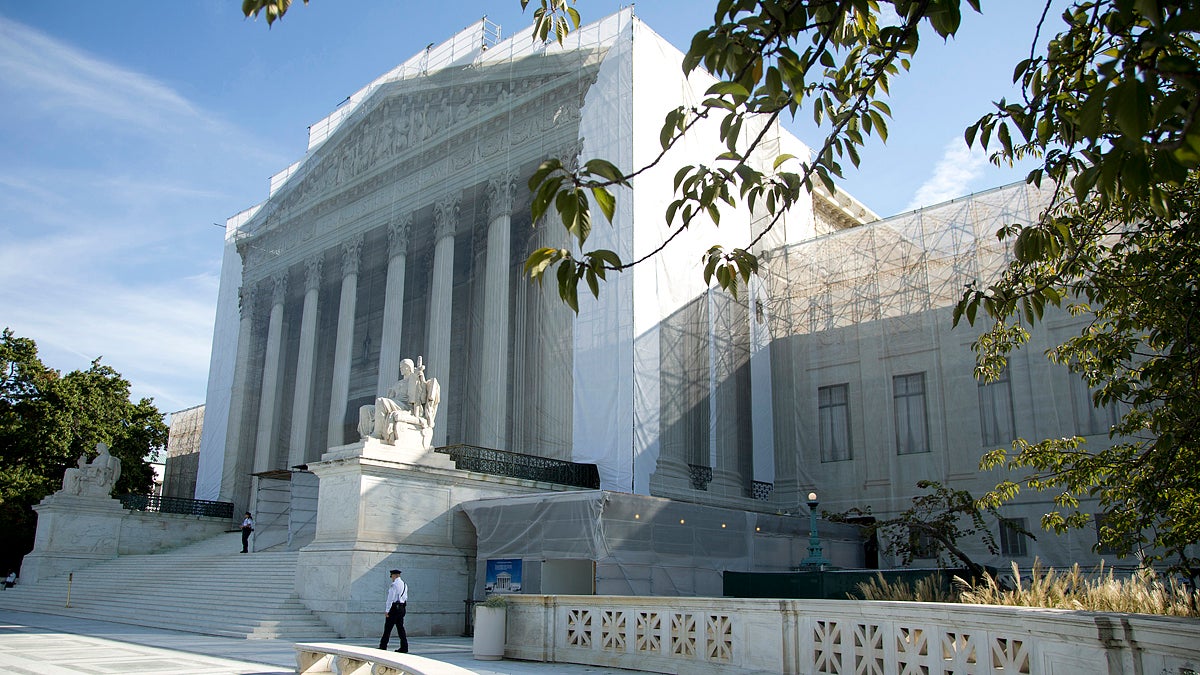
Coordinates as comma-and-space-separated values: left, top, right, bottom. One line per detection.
188, 9, 1148, 640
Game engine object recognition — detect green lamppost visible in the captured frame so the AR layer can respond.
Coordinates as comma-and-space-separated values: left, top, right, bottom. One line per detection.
800, 491, 831, 569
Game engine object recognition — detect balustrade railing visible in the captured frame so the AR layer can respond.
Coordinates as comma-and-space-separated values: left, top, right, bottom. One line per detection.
436, 444, 600, 489
119, 494, 235, 519
503, 594, 1200, 675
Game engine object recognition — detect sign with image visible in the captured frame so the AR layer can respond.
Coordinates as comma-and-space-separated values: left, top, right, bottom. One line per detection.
484, 558, 522, 596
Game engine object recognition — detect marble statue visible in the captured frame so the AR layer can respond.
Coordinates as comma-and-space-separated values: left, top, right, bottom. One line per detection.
359, 357, 441, 447
60, 442, 122, 497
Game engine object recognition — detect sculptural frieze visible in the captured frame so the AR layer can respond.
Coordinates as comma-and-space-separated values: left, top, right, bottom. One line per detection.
358, 357, 442, 448
274, 76, 577, 210
60, 442, 122, 498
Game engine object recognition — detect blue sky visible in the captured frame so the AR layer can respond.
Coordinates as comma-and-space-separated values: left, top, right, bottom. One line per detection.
0, 1, 1060, 416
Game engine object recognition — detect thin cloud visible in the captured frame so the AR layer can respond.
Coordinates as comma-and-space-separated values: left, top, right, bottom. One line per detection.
0, 16, 215, 134
905, 138, 988, 211
0, 16, 271, 411
3, 266, 219, 411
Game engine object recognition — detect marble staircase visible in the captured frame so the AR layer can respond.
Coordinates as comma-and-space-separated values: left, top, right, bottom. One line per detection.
0, 532, 340, 640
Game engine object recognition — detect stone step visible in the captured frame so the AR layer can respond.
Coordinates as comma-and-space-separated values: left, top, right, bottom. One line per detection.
0, 598, 335, 640
8, 590, 314, 617
0, 531, 340, 640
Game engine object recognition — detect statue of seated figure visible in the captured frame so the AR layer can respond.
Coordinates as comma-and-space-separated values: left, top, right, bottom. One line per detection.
358, 357, 441, 447
60, 442, 122, 497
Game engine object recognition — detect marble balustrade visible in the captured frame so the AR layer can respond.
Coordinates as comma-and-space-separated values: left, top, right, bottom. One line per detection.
503, 594, 1200, 675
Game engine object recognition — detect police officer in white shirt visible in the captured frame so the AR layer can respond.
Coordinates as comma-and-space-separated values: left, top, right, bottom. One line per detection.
379, 569, 409, 653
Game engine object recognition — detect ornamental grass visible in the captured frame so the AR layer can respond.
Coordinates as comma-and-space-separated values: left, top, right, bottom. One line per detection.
852, 560, 1198, 617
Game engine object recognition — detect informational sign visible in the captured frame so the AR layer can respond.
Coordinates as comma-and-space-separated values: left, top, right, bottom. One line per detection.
484, 558, 523, 596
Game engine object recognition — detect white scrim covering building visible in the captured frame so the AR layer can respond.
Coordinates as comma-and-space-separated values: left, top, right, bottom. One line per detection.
196, 7, 1125, 582
163, 404, 204, 499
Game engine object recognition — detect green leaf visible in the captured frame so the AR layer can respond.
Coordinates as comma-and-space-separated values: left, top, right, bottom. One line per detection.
584, 159, 627, 185
706, 81, 750, 99
591, 186, 616, 223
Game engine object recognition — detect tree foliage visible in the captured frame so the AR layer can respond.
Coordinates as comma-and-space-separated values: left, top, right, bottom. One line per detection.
242, 0, 307, 27
0, 329, 167, 574
828, 480, 1026, 579
523, 0, 984, 308
951, 1, 1200, 578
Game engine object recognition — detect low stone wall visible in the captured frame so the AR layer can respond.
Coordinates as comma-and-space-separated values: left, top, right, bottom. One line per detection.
22, 492, 231, 583
504, 594, 1200, 675
116, 510, 232, 556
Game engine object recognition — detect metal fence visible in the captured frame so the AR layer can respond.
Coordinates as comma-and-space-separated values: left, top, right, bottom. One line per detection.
119, 494, 235, 519
436, 445, 600, 489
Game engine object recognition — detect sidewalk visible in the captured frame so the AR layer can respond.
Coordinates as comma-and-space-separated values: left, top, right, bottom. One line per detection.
0, 608, 633, 675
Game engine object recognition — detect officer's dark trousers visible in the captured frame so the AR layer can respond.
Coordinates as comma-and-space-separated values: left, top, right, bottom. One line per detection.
379, 602, 408, 652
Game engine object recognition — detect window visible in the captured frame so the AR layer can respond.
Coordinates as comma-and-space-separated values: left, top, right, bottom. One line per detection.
978, 369, 1016, 446
910, 528, 937, 559
999, 517, 1028, 557
893, 372, 929, 455
1071, 376, 1120, 437
818, 384, 852, 462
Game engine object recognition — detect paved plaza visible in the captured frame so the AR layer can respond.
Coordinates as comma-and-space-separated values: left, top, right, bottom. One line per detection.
0, 609, 633, 675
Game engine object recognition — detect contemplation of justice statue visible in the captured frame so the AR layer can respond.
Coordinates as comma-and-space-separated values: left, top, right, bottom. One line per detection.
60, 441, 122, 497
358, 356, 441, 448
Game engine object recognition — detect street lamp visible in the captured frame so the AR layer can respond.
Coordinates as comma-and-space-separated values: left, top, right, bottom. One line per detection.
800, 491, 832, 569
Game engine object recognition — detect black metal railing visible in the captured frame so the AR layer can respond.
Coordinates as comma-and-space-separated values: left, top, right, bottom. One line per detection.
119, 494, 235, 519
436, 444, 600, 489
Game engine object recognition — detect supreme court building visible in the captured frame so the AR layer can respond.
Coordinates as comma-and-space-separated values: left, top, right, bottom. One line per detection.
194, 10, 1126, 629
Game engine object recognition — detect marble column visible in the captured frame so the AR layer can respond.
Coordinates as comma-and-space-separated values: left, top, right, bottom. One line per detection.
219, 283, 256, 509
327, 237, 363, 448
376, 214, 412, 397
288, 255, 323, 467
428, 195, 459, 446
479, 172, 516, 449
748, 275, 776, 498
253, 272, 288, 474
535, 217, 574, 460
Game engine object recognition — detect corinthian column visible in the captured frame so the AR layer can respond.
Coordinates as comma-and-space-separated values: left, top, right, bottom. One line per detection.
253, 272, 288, 474
288, 255, 323, 467
327, 237, 362, 448
479, 171, 517, 449
376, 214, 412, 396
220, 284, 256, 507
428, 194, 459, 446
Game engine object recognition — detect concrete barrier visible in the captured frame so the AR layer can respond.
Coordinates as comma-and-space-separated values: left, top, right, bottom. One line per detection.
295, 642, 479, 675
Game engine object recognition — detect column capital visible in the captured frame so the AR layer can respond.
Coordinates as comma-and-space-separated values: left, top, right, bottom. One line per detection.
486, 170, 519, 221
238, 285, 258, 320
560, 140, 586, 172
270, 271, 288, 306
433, 194, 460, 241
305, 255, 324, 292
388, 213, 413, 258
341, 237, 363, 277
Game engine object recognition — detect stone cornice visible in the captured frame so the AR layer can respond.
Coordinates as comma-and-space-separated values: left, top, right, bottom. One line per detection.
257, 61, 602, 231
237, 59, 608, 283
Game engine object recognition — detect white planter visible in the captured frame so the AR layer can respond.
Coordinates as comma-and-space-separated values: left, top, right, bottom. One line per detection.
472, 605, 506, 660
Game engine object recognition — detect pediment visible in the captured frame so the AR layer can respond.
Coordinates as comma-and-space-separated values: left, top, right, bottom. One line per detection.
255, 49, 605, 231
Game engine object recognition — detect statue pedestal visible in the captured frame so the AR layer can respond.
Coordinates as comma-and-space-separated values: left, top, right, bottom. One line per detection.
21, 492, 126, 583
295, 438, 576, 637
323, 437, 455, 467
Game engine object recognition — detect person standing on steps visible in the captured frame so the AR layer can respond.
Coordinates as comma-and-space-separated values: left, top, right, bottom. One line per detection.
240, 512, 254, 553
379, 568, 409, 653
